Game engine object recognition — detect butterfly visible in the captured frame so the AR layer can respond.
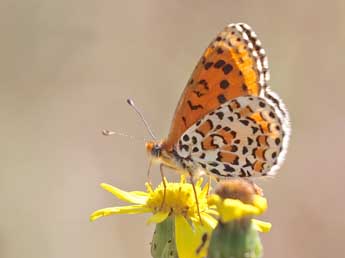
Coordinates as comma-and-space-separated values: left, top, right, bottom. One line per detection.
146, 23, 290, 180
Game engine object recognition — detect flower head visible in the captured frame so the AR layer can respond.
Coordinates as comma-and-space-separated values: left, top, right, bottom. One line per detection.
207, 180, 271, 258
208, 180, 271, 232
90, 176, 217, 258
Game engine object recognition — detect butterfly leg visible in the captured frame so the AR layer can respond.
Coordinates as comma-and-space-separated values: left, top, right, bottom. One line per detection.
189, 171, 203, 225
206, 175, 212, 196
159, 164, 167, 210
146, 159, 153, 187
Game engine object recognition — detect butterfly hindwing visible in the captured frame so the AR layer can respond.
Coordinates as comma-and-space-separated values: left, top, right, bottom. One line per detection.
175, 96, 286, 177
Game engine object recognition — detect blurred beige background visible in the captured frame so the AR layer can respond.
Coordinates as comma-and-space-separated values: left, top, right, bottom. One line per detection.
1, 1, 345, 257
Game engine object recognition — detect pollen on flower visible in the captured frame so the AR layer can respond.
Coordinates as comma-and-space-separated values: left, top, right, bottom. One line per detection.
145, 177, 208, 218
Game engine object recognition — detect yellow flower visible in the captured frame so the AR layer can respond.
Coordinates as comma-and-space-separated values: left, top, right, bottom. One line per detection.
90, 176, 217, 258
208, 191, 271, 233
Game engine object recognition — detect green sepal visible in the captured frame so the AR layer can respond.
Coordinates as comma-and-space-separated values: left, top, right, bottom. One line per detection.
208, 218, 263, 258
151, 216, 178, 258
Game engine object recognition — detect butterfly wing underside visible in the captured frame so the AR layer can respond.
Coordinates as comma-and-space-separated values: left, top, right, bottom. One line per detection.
176, 96, 287, 177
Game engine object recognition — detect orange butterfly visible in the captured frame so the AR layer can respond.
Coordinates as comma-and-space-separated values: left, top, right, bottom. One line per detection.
145, 23, 290, 180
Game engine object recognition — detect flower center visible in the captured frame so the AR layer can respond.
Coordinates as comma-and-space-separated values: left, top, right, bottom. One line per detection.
145, 180, 208, 218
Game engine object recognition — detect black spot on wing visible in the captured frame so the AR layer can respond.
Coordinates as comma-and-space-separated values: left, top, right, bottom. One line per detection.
251, 126, 259, 134
222, 64, 233, 75
183, 135, 189, 142
208, 161, 219, 167
224, 164, 235, 173
217, 94, 227, 104
187, 100, 203, 110
204, 62, 213, 70
193, 90, 204, 97
214, 60, 225, 68
199, 162, 206, 169
182, 145, 189, 151
243, 158, 254, 168
247, 137, 254, 145
232, 156, 239, 165
234, 139, 240, 144
192, 147, 199, 153
210, 168, 222, 176
259, 101, 266, 108
269, 111, 276, 119
239, 119, 250, 126
275, 138, 281, 145
216, 112, 224, 120
219, 80, 230, 89
230, 145, 238, 152
240, 169, 247, 177
198, 79, 209, 89
216, 48, 224, 54
182, 116, 187, 127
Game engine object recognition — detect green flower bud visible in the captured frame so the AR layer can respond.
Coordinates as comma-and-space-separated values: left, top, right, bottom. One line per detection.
208, 218, 263, 258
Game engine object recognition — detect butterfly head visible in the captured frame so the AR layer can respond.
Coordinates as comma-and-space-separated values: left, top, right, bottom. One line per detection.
146, 140, 179, 170
146, 141, 162, 158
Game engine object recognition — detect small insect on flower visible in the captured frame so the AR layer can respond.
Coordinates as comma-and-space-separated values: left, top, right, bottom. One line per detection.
90, 176, 217, 258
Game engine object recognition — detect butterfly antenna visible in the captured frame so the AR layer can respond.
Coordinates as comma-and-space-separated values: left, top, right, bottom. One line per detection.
101, 129, 145, 142
126, 98, 157, 140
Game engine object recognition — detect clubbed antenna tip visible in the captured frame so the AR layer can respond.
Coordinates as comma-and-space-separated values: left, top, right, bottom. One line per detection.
126, 98, 157, 140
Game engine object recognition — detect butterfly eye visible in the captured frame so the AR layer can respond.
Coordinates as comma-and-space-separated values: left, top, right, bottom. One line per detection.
151, 144, 161, 157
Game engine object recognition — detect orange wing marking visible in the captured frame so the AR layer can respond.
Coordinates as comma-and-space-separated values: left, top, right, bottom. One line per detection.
164, 25, 264, 150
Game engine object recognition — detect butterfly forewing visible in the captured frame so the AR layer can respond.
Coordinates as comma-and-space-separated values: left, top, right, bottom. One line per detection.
164, 23, 270, 150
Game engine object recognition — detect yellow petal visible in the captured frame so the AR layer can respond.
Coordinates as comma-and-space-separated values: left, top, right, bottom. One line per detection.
252, 195, 268, 212
213, 197, 264, 223
145, 182, 154, 193
100, 183, 148, 204
175, 215, 206, 258
195, 177, 203, 188
90, 205, 151, 221
252, 219, 272, 233
200, 181, 210, 198
192, 221, 212, 257
200, 213, 218, 230
204, 209, 219, 217
130, 191, 150, 196
146, 211, 169, 224
208, 194, 221, 206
